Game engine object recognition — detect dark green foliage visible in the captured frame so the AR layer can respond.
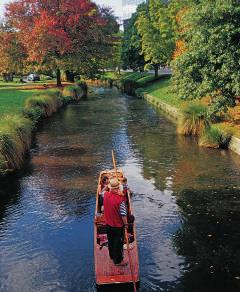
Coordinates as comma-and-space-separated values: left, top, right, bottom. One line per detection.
135, 87, 145, 98
76, 81, 88, 97
23, 107, 45, 124
172, 0, 240, 114
121, 3, 146, 70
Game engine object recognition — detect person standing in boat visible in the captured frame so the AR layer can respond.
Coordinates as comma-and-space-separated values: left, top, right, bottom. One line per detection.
103, 178, 128, 266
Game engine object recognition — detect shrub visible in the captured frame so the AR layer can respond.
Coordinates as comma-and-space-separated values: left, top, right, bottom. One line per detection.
3, 115, 33, 151
121, 79, 138, 95
25, 93, 59, 117
63, 85, 83, 101
76, 81, 88, 97
178, 104, 210, 136
135, 87, 145, 98
199, 126, 232, 149
23, 107, 45, 124
0, 115, 33, 174
0, 118, 27, 170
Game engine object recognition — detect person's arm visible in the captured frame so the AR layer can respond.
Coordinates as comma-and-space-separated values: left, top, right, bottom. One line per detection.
98, 184, 101, 194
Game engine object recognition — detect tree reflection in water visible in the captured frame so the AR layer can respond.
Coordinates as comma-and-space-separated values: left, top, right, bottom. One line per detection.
174, 188, 240, 292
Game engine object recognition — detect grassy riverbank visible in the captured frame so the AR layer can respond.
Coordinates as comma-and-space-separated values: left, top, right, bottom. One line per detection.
103, 72, 240, 144
0, 81, 86, 176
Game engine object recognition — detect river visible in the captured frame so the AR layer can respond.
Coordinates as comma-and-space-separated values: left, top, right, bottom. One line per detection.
0, 87, 240, 292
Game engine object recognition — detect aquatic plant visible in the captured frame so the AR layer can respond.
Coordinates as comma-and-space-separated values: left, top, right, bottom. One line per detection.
178, 104, 210, 136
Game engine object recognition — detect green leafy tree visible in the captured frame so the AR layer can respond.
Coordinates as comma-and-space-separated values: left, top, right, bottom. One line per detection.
121, 3, 146, 71
136, 0, 178, 78
172, 0, 240, 114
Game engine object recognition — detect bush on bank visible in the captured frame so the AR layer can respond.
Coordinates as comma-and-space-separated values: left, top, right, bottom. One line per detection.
0, 115, 33, 172
76, 81, 88, 97
62, 85, 83, 101
0, 86, 85, 176
199, 126, 232, 149
178, 104, 210, 136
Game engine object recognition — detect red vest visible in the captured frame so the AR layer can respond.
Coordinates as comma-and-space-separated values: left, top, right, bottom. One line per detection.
104, 191, 125, 227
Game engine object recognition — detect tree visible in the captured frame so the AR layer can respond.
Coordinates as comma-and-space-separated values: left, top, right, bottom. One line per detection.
5, 0, 118, 85
121, 3, 146, 71
0, 22, 26, 80
172, 0, 240, 114
135, 0, 177, 78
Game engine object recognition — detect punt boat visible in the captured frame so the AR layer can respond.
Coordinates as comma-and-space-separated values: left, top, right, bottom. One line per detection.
94, 154, 139, 290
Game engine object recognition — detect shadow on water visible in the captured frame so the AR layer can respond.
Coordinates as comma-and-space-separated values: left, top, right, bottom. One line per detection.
174, 188, 240, 292
96, 282, 140, 292
0, 154, 33, 224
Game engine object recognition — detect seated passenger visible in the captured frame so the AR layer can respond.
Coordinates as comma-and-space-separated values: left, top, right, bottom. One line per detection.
98, 176, 109, 212
120, 177, 131, 200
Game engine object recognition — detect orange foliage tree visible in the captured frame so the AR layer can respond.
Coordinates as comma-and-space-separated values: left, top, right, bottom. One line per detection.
0, 27, 26, 80
5, 0, 115, 85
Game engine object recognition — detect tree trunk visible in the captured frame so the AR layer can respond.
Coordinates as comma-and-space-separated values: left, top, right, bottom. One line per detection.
56, 68, 62, 87
154, 65, 159, 79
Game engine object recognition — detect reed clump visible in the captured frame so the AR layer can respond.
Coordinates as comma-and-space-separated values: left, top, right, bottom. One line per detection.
63, 85, 83, 101
178, 103, 210, 136
199, 126, 232, 149
0, 115, 33, 171
25, 93, 60, 117
0, 87, 82, 175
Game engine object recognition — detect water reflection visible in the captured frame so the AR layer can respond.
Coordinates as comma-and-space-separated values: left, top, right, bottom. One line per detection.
175, 188, 240, 292
0, 87, 240, 291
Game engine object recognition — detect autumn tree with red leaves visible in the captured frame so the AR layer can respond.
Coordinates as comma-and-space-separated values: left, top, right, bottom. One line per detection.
5, 0, 118, 85
0, 22, 26, 81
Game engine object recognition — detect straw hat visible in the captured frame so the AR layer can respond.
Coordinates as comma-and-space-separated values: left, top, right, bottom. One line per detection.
108, 178, 120, 189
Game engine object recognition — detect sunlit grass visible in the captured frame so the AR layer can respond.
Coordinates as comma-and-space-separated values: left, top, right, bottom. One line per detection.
0, 88, 39, 116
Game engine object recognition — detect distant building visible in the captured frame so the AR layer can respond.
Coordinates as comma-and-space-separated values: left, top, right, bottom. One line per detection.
122, 0, 145, 30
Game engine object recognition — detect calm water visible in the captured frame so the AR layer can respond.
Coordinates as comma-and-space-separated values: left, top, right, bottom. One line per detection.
0, 87, 240, 292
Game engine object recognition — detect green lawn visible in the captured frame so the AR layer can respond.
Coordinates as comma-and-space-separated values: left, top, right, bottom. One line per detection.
0, 87, 40, 116
143, 76, 187, 108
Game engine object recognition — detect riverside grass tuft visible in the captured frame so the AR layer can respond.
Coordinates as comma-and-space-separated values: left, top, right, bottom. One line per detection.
63, 85, 83, 101
0, 115, 33, 170
199, 126, 232, 149
178, 104, 210, 136
0, 86, 83, 176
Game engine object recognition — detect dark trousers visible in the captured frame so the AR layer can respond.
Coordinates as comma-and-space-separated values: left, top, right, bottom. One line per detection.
106, 225, 124, 264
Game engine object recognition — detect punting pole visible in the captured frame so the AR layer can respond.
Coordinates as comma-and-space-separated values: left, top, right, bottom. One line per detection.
125, 227, 137, 292
112, 150, 118, 178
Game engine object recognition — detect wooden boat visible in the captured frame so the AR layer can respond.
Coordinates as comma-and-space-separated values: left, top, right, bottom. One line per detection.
94, 166, 139, 289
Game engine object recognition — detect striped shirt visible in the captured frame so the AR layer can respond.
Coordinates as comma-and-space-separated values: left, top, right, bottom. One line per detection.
119, 201, 127, 216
